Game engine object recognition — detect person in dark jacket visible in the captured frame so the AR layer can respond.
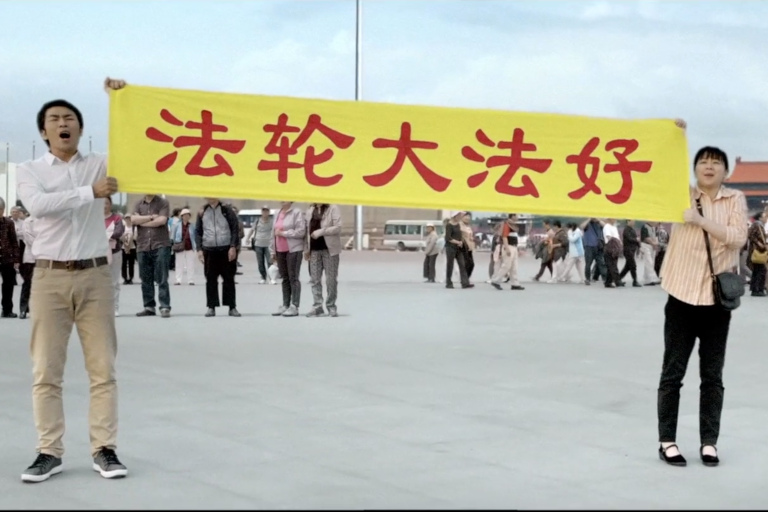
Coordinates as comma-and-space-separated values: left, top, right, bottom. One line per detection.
444, 211, 472, 289
619, 219, 642, 287
747, 213, 767, 297
581, 218, 607, 284
195, 198, 241, 317
0, 196, 21, 317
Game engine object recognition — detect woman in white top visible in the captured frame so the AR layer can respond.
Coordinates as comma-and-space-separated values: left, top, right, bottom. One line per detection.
19, 215, 37, 319
602, 219, 622, 288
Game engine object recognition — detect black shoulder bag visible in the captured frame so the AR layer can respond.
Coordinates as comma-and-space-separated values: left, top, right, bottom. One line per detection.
696, 198, 743, 311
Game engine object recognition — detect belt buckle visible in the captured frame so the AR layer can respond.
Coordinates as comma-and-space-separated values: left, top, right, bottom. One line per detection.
65, 260, 82, 271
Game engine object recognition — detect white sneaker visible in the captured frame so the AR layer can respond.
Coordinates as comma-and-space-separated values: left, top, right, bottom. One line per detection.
282, 305, 299, 317
270, 280, 277, 285
115, 311, 120, 317
258, 279, 266, 284
272, 305, 288, 316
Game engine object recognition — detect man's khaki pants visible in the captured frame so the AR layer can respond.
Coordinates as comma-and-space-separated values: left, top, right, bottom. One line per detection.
492, 245, 520, 286
30, 264, 118, 458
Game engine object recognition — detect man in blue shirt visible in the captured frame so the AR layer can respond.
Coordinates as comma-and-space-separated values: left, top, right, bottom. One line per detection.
580, 218, 607, 284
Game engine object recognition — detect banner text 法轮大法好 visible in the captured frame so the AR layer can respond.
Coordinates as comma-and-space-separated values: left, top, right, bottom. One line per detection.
108, 85, 690, 221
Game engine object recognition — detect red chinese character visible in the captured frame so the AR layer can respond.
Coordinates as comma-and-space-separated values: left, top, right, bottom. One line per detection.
566, 136, 602, 200
363, 122, 452, 192
257, 113, 355, 187
461, 128, 553, 197
566, 138, 652, 204
145, 109, 246, 177
603, 139, 653, 204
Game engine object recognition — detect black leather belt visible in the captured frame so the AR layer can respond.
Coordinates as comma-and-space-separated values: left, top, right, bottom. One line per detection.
36, 257, 109, 271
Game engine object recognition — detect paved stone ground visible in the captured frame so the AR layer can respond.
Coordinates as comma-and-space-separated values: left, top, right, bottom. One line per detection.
1, 249, 767, 509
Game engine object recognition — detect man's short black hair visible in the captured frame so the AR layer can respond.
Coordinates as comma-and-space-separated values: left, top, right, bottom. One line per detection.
36, 99, 84, 148
693, 146, 729, 173
553, 220, 561, 228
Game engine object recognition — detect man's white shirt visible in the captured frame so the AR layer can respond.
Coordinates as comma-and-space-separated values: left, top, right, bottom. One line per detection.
603, 223, 620, 242
16, 151, 109, 261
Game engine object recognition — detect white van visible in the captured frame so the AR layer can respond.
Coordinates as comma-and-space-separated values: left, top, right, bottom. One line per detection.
382, 220, 444, 251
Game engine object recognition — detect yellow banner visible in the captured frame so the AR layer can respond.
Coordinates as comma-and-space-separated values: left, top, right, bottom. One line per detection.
108, 85, 690, 221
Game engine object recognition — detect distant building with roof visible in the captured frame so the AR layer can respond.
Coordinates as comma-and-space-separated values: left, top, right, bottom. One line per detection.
726, 157, 768, 215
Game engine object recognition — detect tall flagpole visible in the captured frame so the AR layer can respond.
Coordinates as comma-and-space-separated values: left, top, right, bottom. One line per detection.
354, 0, 364, 251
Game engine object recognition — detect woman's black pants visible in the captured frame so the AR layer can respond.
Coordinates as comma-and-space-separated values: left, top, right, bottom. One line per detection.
658, 295, 731, 446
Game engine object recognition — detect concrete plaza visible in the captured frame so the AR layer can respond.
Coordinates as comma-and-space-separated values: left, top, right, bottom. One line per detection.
1, 249, 767, 509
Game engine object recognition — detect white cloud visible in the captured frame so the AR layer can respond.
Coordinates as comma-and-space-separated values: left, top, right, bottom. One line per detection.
579, 0, 636, 21
201, 7, 768, 164
2, 0, 767, 165
362, 18, 768, 161
329, 29, 355, 56
223, 32, 354, 100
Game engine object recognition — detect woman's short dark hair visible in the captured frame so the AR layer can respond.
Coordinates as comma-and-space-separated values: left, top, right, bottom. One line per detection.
693, 146, 729, 173
36, 99, 84, 148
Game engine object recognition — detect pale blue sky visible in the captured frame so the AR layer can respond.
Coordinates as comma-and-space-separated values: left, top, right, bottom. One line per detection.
1, 0, 767, 165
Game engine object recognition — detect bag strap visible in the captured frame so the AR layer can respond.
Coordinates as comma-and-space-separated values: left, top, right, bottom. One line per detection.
695, 198, 717, 282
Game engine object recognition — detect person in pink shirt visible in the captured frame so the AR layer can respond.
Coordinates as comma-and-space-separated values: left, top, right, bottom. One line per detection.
269, 202, 306, 317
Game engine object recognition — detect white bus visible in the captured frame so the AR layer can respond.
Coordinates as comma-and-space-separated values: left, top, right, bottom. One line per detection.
383, 219, 444, 251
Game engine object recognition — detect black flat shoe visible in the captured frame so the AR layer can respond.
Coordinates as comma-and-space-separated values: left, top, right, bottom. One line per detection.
700, 445, 719, 467
659, 444, 687, 466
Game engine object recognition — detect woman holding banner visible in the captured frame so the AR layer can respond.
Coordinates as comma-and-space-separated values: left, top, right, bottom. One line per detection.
657, 121, 748, 467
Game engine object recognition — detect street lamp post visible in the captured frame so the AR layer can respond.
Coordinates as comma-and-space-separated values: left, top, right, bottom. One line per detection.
353, 0, 364, 251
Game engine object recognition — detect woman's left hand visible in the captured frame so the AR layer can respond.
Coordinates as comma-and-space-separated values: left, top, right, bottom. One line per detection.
683, 207, 703, 226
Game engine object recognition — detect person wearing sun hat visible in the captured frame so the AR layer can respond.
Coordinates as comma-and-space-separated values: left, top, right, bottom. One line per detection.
423, 222, 439, 283
170, 207, 197, 285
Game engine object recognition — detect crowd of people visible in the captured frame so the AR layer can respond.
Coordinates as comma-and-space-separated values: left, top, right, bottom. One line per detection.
421, 209, 768, 297
0, 197, 344, 321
